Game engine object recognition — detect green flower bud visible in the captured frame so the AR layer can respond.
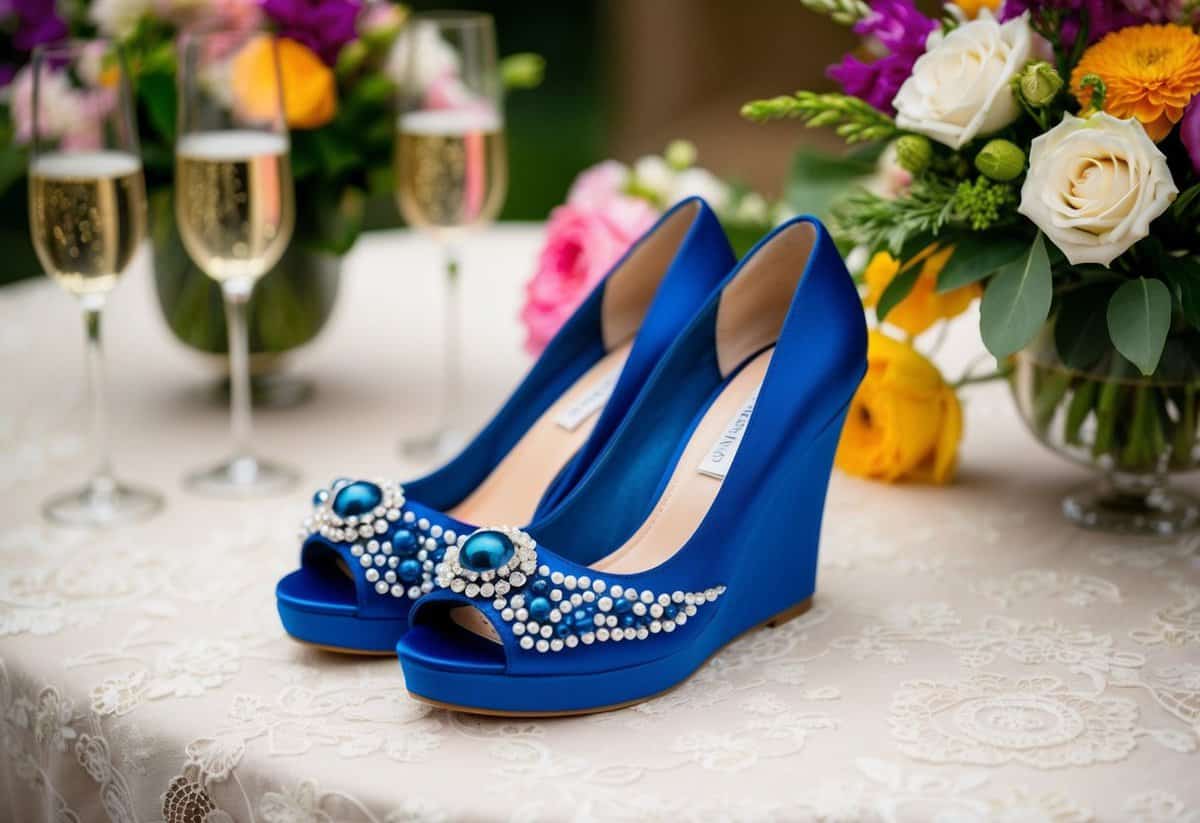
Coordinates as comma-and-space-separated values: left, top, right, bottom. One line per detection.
1017, 61, 1063, 108
975, 139, 1026, 182
500, 53, 545, 90
894, 134, 932, 175
665, 139, 697, 171
335, 41, 368, 78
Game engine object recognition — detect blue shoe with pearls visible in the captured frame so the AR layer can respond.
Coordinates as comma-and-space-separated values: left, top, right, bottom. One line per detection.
276, 198, 736, 653
397, 216, 867, 714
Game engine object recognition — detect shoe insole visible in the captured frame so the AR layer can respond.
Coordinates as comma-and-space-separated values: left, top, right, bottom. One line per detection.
452, 348, 773, 641
447, 340, 634, 526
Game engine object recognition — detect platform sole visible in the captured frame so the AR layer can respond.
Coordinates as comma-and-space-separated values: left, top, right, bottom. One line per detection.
277, 599, 408, 655
403, 596, 814, 717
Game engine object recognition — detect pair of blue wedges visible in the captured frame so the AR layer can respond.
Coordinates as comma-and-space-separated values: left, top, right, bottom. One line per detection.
276, 198, 867, 715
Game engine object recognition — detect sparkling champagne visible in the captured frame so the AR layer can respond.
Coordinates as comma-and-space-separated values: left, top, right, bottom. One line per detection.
29, 151, 146, 297
395, 109, 507, 233
175, 131, 293, 282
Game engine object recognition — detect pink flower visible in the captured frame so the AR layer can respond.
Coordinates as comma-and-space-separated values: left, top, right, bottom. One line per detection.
520, 195, 659, 355
566, 160, 630, 209
11, 64, 114, 150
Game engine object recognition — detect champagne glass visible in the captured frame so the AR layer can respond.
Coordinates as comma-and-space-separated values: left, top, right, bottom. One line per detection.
175, 28, 298, 496
28, 40, 164, 526
394, 12, 508, 458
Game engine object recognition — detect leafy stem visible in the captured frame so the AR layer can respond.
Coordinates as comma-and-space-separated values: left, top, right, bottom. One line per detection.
741, 92, 900, 144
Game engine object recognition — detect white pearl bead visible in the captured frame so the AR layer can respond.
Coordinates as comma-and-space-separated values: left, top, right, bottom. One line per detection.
418, 518, 430, 530
581, 633, 595, 645
549, 589, 563, 602
610, 584, 624, 598
515, 608, 529, 621
404, 511, 416, 523
550, 571, 564, 585
536, 639, 549, 653
408, 586, 422, 598
365, 568, 380, 582
391, 585, 404, 597
444, 530, 457, 544
519, 636, 534, 650
550, 639, 564, 652
502, 608, 515, 621
430, 525, 443, 538
578, 575, 591, 589
596, 628, 610, 641
592, 580, 606, 593
540, 625, 553, 639
650, 604, 663, 618
598, 597, 613, 612
512, 622, 525, 635
565, 634, 579, 648
375, 581, 389, 595
640, 591, 654, 604
564, 575, 576, 590
633, 603, 647, 616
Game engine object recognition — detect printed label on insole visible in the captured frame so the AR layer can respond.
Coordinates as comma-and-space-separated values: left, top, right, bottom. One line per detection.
555, 368, 621, 431
697, 387, 760, 480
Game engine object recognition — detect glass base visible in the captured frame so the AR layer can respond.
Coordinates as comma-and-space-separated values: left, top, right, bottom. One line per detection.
184, 455, 299, 498
214, 372, 313, 409
398, 428, 466, 463
1063, 477, 1200, 536
43, 480, 163, 528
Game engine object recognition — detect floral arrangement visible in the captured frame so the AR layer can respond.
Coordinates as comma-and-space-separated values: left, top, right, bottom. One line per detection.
741, 0, 1200, 485
520, 140, 788, 354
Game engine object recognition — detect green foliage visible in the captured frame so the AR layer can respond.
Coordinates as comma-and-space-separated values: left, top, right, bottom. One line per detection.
936, 233, 1029, 292
1163, 257, 1200, 330
875, 263, 922, 325
1054, 283, 1114, 370
784, 147, 879, 221
1106, 277, 1173, 376
954, 176, 1017, 231
1077, 73, 1106, 111
741, 92, 900, 144
500, 53, 546, 90
832, 177, 957, 256
980, 233, 1052, 359
797, 0, 871, 25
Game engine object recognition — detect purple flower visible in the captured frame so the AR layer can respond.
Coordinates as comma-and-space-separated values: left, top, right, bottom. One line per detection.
1, 0, 68, 87
259, 0, 362, 65
1183, 96, 1200, 176
827, 0, 936, 115
999, 0, 1146, 45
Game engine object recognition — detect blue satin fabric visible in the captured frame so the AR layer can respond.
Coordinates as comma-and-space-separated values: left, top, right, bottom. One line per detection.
276, 198, 736, 650
398, 216, 868, 712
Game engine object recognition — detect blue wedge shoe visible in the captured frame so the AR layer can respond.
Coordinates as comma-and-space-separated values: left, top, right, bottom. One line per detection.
276, 198, 736, 653
395, 216, 867, 714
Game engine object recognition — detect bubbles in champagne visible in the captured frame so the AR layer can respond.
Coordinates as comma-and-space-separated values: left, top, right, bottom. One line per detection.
175, 131, 294, 283
395, 109, 506, 233
29, 151, 146, 296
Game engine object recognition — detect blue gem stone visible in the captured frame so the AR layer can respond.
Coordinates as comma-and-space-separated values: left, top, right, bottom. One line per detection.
312, 489, 329, 506
391, 528, 417, 554
664, 604, 678, 620
529, 596, 552, 621
614, 598, 633, 615
573, 609, 590, 625
555, 623, 572, 638
332, 481, 383, 518
398, 558, 422, 584
531, 579, 549, 596
621, 614, 637, 628
459, 531, 515, 572
432, 547, 446, 563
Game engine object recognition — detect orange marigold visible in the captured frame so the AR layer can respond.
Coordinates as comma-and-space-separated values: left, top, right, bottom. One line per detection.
1071, 23, 1200, 141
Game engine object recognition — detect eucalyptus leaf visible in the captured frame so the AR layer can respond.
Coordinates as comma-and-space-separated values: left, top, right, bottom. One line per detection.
875, 264, 922, 325
980, 233, 1052, 359
1054, 283, 1113, 370
936, 233, 1028, 292
1106, 277, 1172, 376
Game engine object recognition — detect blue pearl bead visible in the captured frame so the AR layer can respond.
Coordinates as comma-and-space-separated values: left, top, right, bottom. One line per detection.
614, 598, 633, 615
555, 623, 572, 638
528, 597, 552, 621
391, 528, 417, 554
312, 489, 329, 506
332, 481, 383, 518
530, 579, 549, 596
459, 530, 515, 572
398, 558, 422, 584
621, 614, 637, 628
664, 604, 678, 620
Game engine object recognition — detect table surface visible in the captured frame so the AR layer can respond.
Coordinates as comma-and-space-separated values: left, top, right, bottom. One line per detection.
2, 226, 1199, 823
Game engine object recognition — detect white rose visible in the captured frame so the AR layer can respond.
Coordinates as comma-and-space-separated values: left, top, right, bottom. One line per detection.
386, 20, 461, 93
669, 168, 730, 212
1019, 112, 1178, 266
893, 12, 1034, 149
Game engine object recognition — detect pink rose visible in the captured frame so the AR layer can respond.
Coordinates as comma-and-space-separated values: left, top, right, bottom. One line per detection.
566, 160, 630, 209
520, 195, 659, 355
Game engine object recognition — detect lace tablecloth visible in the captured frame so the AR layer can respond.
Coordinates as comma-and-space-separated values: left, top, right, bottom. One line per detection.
2, 226, 1199, 823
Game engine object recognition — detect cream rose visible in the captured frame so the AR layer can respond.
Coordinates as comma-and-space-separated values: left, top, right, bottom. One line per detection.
893, 12, 1034, 150
1019, 113, 1178, 266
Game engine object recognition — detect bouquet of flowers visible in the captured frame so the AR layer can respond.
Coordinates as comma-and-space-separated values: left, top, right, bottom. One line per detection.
0, 0, 541, 354
744, 0, 1200, 486
520, 140, 788, 354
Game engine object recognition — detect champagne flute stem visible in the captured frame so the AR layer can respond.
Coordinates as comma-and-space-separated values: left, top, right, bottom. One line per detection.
441, 243, 462, 430
222, 277, 256, 468
82, 296, 116, 503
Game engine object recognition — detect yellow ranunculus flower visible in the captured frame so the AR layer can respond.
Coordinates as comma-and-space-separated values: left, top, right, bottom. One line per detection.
951, 0, 1002, 18
863, 244, 980, 337
835, 330, 963, 484
232, 36, 337, 130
